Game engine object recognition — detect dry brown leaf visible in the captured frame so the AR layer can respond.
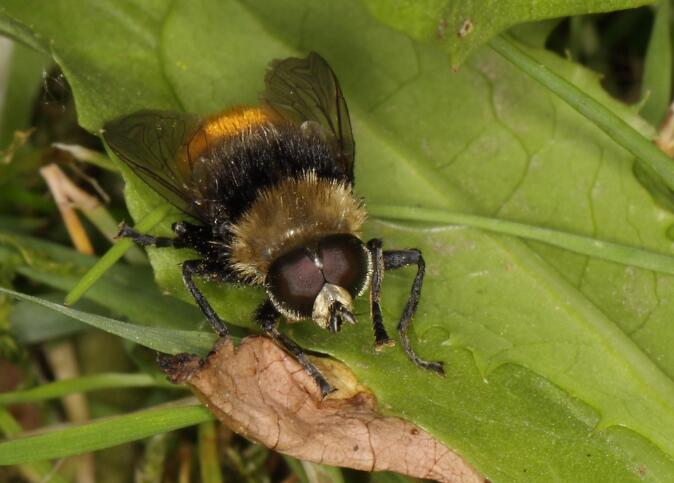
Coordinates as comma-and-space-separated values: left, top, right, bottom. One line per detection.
160, 336, 485, 483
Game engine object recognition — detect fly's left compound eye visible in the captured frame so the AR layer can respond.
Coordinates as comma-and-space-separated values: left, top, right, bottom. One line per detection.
318, 234, 369, 297
267, 246, 324, 318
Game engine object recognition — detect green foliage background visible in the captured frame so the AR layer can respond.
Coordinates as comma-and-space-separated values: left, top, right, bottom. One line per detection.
1, 1, 674, 482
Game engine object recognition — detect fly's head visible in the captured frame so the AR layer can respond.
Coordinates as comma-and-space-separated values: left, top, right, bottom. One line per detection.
265, 233, 372, 332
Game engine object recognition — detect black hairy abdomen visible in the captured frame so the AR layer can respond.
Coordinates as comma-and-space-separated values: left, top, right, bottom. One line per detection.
191, 124, 351, 223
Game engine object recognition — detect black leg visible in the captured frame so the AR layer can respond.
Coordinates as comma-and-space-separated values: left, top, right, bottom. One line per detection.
383, 249, 444, 375
121, 220, 237, 337
117, 220, 211, 250
182, 260, 229, 337
366, 239, 394, 349
256, 299, 334, 397
117, 222, 180, 248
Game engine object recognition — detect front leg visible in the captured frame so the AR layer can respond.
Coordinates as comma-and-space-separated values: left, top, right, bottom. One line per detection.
118, 221, 232, 337
256, 299, 334, 397
366, 239, 394, 349
117, 220, 209, 250
182, 260, 229, 337
117, 222, 181, 248
383, 248, 444, 375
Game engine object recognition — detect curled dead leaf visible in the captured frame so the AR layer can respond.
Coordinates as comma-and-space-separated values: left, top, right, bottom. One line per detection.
160, 336, 484, 483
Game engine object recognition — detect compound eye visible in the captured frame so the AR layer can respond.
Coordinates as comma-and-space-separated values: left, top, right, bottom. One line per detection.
318, 234, 369, 296
267, 246, 324, 317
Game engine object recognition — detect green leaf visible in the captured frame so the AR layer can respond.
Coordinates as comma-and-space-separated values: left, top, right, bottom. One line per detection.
0, 403, 213, 465
360, 0, 654, 67
0, 287, 215, 355
3, 1, 674, 481
0, 372, 176, 406
488, 34, 674, 197
641, 0, 672, 126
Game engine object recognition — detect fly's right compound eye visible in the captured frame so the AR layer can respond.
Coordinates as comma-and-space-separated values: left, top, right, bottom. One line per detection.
318, 234, 369, 297
267, 246, 324, 319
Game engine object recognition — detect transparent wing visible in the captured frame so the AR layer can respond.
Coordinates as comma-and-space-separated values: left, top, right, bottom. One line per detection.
263, 52, 355, 180
103, 110, 206, 219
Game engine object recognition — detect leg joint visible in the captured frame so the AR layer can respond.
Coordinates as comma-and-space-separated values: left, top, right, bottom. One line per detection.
255, 299, 278, 331
383, 248, 424, 270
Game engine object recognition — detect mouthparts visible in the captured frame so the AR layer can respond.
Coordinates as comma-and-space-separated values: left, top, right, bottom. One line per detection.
312, 283, 357, 331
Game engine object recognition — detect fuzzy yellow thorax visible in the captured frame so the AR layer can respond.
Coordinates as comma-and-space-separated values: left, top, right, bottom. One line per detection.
229, 172, 366, 284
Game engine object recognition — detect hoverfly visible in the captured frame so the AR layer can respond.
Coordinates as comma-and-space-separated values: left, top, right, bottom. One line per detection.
104, 53, 443, 395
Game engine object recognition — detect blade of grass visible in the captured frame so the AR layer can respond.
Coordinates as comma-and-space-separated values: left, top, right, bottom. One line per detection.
52, 143, 118, 172
0, 215, 45, 232
0, 409, 69, 482
40, 163, 95, 255
0, 232, 202, 330
0, 287, 216, 355
64, 203, 171, 306
198, 421, 223, 483
11, 294, 88, 343
0, 373, 179, 406
136, 433, 171, 483
38, 161, 145, 264
641, 0, 672, 126
301, 461, 346, 483
0, 402, 214, 465
369, 204, 674, 274
283, 456, 309, 483
369, 472, 419, 483
489, 34, 674, 192
81, 204, 147, 264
